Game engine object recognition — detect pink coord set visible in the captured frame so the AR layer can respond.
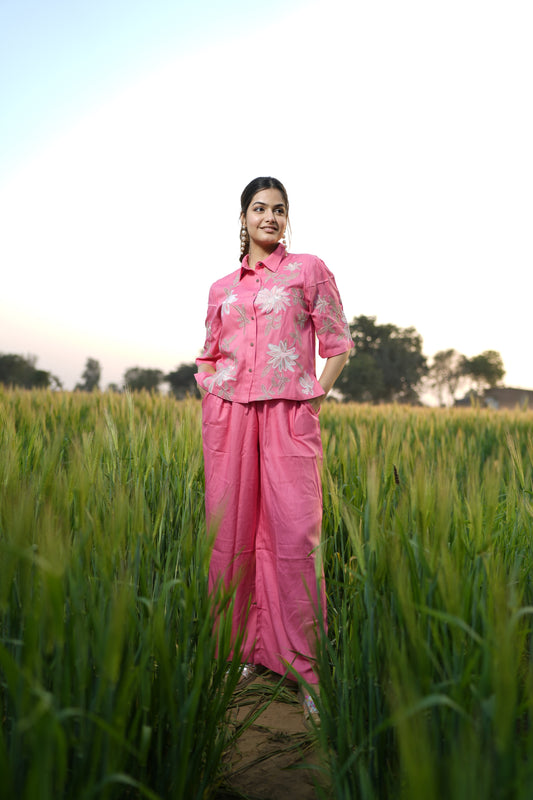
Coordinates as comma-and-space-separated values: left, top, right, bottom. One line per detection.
196, 244, 352, 684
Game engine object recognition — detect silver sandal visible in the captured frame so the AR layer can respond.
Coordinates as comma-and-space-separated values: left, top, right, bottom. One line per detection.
224, 662, 257, 689
300, 690, 320, 727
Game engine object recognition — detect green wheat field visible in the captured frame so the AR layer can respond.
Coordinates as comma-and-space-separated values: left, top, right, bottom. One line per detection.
1, 388, 533, 799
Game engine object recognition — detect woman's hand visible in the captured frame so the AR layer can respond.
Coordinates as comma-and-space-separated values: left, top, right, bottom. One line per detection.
308, 394, 325, 414
196, 365, 215, 400
311, 351, 351, 412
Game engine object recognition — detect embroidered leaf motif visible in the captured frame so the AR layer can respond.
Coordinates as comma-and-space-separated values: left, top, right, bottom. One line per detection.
269, 270, 294, 287
290, 327, 303, 346
314, 295, 330, 315
260, 383, 276, 400
271, 372, 290, 391
265, 314, 282, 335
317, 318, 336, 335
290, 288, 306, 308
296, 312, 308, 330
220, 334, 237, 352
234, 304, 251, 331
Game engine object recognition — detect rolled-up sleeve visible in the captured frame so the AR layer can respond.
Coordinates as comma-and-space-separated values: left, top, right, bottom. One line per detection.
305, 258, 353, 358
195, 286, 222, 390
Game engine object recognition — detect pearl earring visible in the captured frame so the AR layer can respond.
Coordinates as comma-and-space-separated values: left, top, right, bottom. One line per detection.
240, 224, 249, 256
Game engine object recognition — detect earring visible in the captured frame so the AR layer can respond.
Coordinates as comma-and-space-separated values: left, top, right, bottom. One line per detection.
240, 224, 249, 256
281, 233, 287, 249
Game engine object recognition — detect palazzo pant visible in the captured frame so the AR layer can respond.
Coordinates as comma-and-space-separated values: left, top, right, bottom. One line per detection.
202, 393, 326, 685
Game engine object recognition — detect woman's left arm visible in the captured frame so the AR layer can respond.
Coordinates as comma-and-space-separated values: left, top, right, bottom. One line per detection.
309, 350, 351, 413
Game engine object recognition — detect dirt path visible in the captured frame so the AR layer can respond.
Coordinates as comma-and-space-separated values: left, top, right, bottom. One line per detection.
219, 674, 328, 800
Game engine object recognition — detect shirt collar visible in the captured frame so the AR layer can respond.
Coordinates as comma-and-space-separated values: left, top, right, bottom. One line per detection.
240, 243, 286, 278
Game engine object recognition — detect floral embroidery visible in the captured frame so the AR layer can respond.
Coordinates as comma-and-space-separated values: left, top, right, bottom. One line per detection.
290, 326, 303, 347
222, 289, 238, 315
299, 373, 315, 395
256, 285, 291, 314
290, 288, 306, 308
264, 314, 283, 335
259, 384, 276, 400
295, 311, 308, 330
314, 296, 330, 315
220, 334, 237, 352
273, 372, 291, 392
317, 318, 336, 335
267, 341, 298, 372
195, 245, 353, 402
205, 362, 237, 392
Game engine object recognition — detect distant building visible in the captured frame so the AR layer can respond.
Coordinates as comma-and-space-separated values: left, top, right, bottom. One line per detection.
455, 387, 533, 410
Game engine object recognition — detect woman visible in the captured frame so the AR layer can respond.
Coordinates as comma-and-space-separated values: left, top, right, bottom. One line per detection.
196, 177, 352, 723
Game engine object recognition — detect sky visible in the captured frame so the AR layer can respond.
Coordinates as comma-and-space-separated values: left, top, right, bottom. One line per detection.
1, 0, 532, 395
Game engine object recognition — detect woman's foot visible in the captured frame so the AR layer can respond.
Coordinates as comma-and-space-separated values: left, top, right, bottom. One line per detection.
237, 663, 257, 687
224, 662, 258, 689
299, 688, 320, 727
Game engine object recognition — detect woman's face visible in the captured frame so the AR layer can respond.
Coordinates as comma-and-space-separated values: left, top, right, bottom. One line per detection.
242, 188, 288, 253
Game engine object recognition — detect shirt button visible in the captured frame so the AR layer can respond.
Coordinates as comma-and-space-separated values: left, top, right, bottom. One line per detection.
256, 278, 259, 283
251, 316, 255, 320
250, 342, 254, 347
248, 368, 252, 372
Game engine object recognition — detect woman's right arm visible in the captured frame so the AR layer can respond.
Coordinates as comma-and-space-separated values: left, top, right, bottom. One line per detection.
196, 287, 221, 398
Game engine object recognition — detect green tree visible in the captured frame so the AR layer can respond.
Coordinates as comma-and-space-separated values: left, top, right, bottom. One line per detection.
0, 353, 60, 389
75, 357, 101, 391
166, 363, 198, 399
338, 315, 428, 403
428, 349, 466, 406
463, 350, 505, 394
123, 367, 164, 393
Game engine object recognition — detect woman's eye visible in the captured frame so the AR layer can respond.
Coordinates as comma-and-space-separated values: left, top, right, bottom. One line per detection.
253, 206, 264, 212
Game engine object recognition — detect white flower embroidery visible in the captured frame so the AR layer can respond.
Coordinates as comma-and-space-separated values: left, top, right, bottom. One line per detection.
299, 372, 315, 395
315, 296, 330, 314
256, 285, 290, 314
285, 261, 302, 272
205, 363, 236, 390
267, 341, 298, 372
221, 290, 238, 315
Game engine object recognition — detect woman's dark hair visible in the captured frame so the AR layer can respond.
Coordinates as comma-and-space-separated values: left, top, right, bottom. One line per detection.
239, 177, 290, 262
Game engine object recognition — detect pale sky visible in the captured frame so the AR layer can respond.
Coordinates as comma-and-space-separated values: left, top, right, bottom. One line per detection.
1, 0, 532, 393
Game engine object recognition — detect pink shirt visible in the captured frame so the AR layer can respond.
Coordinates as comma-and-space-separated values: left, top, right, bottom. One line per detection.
195, 244, 353, 402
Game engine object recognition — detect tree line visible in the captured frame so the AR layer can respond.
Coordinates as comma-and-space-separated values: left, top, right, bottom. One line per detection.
0, 315, 506, 405
337, 315, 505, 405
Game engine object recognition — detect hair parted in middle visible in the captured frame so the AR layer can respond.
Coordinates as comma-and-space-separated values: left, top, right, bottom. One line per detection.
239, 176, 290, 262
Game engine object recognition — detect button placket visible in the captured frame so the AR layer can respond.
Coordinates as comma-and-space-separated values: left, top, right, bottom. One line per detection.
247, 282, 260, 385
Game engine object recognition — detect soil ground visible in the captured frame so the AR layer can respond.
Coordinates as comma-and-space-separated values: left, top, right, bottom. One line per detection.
218, 671, 329, 800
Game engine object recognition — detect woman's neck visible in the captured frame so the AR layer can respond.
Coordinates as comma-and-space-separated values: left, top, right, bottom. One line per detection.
247, 242, 279, 270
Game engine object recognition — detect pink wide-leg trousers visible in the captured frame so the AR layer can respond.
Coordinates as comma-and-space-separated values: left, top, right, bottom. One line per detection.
202, 393, 326, 684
